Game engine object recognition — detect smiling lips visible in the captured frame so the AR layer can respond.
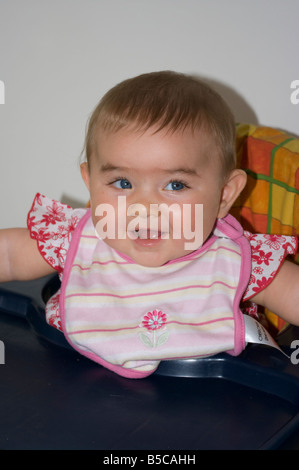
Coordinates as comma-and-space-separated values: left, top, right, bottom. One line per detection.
134, 228, 168, 239
129, 228, 169, 246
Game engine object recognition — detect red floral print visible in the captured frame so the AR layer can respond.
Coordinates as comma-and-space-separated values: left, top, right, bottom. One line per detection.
41, 201, 67, 226
252, 250, 273, 266
27, 193, 86, 272
243, 231, 297, 300
263, 234, 287, 250
46, 292, 62, 331
252, 276, 270, 293
27, 193, 87, 330
253, 266, 263, 275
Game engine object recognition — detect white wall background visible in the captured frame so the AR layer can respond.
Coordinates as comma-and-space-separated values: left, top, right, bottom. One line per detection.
0, 0, 298, 228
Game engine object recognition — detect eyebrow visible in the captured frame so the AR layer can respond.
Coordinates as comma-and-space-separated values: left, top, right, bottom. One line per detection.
100, 163, 128, 173
100, 163, 199, 176
166, 167, 199, 176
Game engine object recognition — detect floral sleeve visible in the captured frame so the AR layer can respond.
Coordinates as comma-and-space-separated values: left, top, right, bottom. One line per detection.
27, 193, 87, 275
243, 232, 298, 301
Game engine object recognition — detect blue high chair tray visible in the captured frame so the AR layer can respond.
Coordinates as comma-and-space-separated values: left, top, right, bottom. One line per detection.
1, 275, 299, 450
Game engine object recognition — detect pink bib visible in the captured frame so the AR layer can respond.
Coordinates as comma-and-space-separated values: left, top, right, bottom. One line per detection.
59, 213, 251, 378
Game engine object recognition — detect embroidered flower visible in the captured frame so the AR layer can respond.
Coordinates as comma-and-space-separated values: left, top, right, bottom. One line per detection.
142, 310, 167, 330
139, 310, 169, 348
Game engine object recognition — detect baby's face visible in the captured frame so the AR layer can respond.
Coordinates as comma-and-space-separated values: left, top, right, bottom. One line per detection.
81, 125, 227, 267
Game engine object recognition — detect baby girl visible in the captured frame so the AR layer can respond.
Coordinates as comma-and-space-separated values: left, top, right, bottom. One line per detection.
0, 71, 298, 378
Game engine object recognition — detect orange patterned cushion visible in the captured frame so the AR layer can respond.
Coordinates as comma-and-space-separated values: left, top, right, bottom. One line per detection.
231, 124, 299, 330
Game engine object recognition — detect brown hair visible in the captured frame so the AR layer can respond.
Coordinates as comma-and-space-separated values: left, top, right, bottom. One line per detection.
84, 71, 236, 174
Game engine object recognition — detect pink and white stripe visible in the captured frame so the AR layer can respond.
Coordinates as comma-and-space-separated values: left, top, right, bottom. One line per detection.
59, 212, 251, 378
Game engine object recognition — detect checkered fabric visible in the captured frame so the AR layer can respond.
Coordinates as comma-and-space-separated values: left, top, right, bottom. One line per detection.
231, 123, 299, 330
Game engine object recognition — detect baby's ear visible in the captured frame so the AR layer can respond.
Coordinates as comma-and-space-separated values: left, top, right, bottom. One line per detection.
217, 169, 247, 219
80, 162, 90, 190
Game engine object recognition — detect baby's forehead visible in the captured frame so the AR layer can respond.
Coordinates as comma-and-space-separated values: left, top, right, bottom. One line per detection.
92, 124, 221, 176
95, 122, 217, 149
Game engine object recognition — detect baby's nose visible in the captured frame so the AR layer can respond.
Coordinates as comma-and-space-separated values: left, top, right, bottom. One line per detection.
127, 202, 160, 221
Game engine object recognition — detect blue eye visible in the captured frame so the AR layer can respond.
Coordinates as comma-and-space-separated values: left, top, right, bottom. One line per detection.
112, 178, 132, 189
165, 181, 186, 191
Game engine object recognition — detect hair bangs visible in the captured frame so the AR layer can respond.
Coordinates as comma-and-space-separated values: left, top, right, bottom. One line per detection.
84, 71, 236, 174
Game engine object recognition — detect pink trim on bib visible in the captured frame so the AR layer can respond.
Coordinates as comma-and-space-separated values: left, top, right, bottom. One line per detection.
217, 215, 252, 355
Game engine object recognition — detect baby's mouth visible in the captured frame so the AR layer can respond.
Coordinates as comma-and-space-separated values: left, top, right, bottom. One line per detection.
129, 228, 169, 240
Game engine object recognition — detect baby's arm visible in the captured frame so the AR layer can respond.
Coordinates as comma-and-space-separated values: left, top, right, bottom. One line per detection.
252, 260, 299, 326
0, 228, 56, 282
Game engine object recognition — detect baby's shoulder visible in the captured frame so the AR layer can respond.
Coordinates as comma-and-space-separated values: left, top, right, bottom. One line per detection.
27, 193, 88, 273
243, 231, 297, 300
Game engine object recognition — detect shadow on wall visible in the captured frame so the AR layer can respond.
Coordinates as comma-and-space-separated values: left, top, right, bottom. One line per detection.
60, 193, 87, 209
196, 75, 299, 139
193, 74, 259, 126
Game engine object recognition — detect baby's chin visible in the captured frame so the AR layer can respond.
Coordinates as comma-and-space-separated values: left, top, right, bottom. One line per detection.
130, 256, 171, 268
96, 230, 200, 267
103, 239, 176, 267
120, 248, 174, 267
